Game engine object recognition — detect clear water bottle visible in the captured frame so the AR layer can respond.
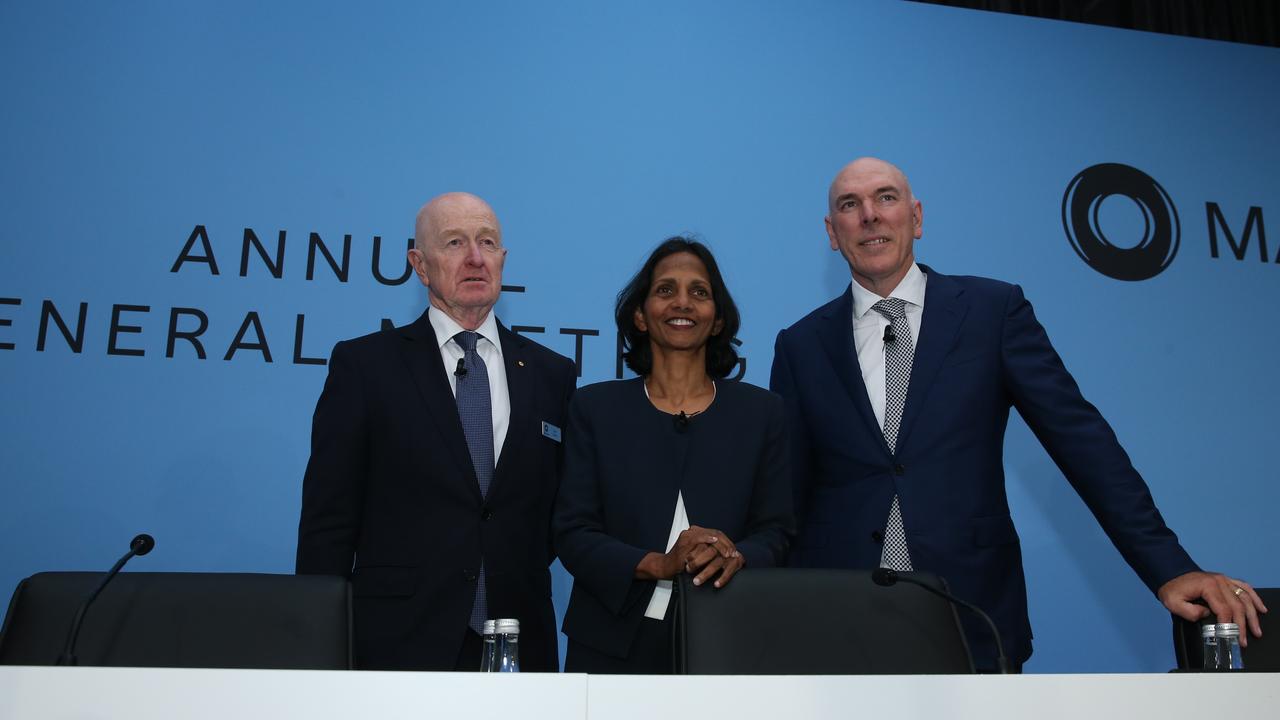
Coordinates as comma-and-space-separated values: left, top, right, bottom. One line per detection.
1214, 623, 1245, 670
495, 618, 520, 673
479, 619, 498, 672
1200, 623, 1219, 670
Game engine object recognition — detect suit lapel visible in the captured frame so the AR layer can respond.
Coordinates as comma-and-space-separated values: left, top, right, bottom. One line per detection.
491, 323, 532, 498
897, 265, 967, 452
817, 286, 888, 456
398, 310, 479, 495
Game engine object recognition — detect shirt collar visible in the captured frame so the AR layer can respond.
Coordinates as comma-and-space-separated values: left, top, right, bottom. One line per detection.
428, 305, 502, 355
851, 262, 926, 320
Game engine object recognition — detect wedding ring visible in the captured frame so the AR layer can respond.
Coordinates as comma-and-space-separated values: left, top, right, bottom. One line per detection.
1233, 586, 1245, 597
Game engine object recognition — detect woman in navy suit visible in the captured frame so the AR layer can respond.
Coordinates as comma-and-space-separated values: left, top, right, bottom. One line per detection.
554, 237, 793, 673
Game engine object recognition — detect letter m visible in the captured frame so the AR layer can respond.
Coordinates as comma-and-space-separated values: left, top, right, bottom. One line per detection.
1206, 202, 1267, 261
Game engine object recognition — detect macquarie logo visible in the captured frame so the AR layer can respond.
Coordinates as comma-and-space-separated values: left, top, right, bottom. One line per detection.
1061, 164, 1180, 281
1062, 163, 1273, 281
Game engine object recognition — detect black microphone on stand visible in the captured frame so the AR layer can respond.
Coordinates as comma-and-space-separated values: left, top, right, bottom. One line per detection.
871, 567, 1010, 674
454, 358, 467, 377
57, 533, 156, 666
883, 324, 896, 343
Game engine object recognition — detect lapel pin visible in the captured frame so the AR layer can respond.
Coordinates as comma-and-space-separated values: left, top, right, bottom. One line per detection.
517, 360, 525, 367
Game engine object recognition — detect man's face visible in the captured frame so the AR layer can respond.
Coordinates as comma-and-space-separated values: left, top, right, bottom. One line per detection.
409, 194, 506, 325
825, 158, 923, 295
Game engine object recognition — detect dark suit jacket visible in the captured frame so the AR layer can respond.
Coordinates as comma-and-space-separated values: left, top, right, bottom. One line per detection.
769, 266, 1197, 668
296, 309, 576, 671
553, 378, 793, 664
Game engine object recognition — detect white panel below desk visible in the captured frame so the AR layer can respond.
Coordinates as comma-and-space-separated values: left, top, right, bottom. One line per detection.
586, 673, 1279, 720
0, 666, 587, 720
1, 667, 1277, 720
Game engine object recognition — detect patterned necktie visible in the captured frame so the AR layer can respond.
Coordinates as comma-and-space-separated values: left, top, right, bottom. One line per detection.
454, 331, 493, 633
871, 298, 913, 571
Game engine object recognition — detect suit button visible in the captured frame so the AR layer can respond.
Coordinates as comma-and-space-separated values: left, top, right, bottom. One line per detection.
871, 530, 884, 543
481, 508, 493, 521
893, 464, 905, 476
464, 571, 477, 582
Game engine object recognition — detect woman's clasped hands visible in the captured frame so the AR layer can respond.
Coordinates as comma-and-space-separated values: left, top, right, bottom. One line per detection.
669, 525, 743, 589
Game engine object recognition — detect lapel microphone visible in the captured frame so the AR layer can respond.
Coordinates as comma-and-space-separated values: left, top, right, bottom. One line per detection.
454, 358, 468, 377
883, 325, 896, 343
674, 411, 689, 433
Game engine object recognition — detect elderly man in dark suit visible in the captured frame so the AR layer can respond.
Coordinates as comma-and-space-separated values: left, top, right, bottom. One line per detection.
770, 157, 1266, 671
297, 192, 576, 670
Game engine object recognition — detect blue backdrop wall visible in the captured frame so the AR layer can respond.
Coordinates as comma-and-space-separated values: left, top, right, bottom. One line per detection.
1, 0, 1276, 673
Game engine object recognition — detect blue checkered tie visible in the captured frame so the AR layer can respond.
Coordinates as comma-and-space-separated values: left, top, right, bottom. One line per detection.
454, 331, 493, 633
872, 298, 913, 572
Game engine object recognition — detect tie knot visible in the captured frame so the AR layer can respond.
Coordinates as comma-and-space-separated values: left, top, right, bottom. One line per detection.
454, 331, 480, 353
872, 297, 908, 321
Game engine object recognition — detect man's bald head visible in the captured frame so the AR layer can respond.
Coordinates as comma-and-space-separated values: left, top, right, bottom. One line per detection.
414, 192, 501, 251
828, 157, 915, 215
408, 191, 507, 330
824, 156, 923, 296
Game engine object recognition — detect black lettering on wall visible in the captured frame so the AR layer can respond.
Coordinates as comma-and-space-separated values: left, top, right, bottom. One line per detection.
0, 297, 19, 350
559, 327, 599, 378
108, 304, 150, 357
292, 314, 326, 366
372, 236, 414, 286
224, 311, 272, 362
307, 232, 351, 282
166, 307, 209, 359
510, 326, 546, 335
171, 225, 220, 274
1207, 203, 1268, 261
615, 331, 625, 379
240, 228, 286, 278
726, 337, 746, 381
37, 300, 87, 353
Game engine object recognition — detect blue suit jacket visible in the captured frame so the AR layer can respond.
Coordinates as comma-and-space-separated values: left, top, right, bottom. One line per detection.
769, 265, 1197, 668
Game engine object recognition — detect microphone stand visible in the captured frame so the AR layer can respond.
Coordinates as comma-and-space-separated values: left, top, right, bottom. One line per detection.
57, 534, 155, 666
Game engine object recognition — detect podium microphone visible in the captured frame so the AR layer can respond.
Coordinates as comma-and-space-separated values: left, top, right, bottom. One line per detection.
871, 567, 1010, 674
57, 533, 156, 666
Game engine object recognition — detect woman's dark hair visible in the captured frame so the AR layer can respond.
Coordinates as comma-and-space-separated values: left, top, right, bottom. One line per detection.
615, 236, 741, 378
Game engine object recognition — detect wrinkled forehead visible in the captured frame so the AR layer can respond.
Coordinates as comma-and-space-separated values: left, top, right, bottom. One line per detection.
417, 194, 501, 239
828, 160, 913, 207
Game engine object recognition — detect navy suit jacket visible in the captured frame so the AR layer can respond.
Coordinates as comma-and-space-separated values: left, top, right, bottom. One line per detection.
554, 378, 793, 663
296, 309, 576, 671
769, 266, 1197, 668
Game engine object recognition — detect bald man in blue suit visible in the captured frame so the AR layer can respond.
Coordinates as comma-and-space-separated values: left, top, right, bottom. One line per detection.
770, 157, 1266, 671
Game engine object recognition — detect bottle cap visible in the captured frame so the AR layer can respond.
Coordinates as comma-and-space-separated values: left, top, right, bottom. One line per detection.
1201, 624, 1217, 638
1214, 623, 1241, 638
496, 618, 520, 634
483, 619, 497, 635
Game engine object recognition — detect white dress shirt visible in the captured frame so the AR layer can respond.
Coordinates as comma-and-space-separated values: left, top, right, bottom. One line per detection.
428, 305, 511, 461
850, 263, 927, 429
644, 491, 689, 620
